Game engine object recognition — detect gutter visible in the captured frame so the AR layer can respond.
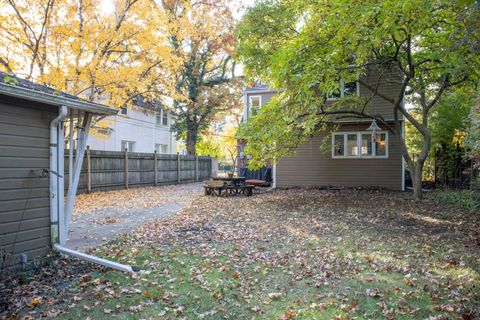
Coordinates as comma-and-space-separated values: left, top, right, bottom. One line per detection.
243, 89, 277, 94
50, 106, 136, 273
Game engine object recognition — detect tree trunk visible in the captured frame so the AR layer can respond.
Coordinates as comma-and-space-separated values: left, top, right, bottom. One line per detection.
186, 129, 198, 155
412, 165, 423, 201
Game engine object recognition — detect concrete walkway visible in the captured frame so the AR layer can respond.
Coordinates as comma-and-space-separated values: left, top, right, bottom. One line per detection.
66, 183, 202, 251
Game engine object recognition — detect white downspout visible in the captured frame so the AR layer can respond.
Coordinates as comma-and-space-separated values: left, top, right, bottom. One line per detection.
53, 244, 138, 273
51, 107, 137, 273
50, 106, 68, 245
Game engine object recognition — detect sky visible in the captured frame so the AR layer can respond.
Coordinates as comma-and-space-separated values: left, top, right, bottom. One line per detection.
98, 0, 258, 20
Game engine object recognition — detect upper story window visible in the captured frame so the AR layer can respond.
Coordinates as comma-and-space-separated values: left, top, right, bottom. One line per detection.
120, 106, 128, 115
156, 108, 168, 126
332, 131, 388, 159
248, 96, 262, 117
121, 140, 135, 152
327, 80, 359, 100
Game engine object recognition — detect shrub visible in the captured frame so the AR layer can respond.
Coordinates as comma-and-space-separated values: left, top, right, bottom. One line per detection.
433, 190, 480, 210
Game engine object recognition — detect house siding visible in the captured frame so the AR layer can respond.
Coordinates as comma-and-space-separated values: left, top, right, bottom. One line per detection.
276, 123, 403, 190
358, 67, 403, 121
0, 96, 54, 269
243, 91, 276, 121
87, 107, 177, 153
243, 68, 403, 123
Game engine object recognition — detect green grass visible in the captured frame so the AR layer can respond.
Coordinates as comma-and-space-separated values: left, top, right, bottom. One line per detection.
432, 189, 480, 210
53, 234, 478, 319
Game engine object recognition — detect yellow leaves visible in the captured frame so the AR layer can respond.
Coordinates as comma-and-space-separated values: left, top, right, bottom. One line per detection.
1, 0, 182, 108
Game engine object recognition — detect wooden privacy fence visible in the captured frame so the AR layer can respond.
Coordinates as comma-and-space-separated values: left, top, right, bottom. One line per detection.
65, 148, 212, 194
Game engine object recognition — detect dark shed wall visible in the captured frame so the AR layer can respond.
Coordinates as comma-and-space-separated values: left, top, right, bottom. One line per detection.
0, 95, 55, 269
276, 123, 403, 190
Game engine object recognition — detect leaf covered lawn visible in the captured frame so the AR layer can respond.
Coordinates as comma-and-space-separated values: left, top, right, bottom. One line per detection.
4, 189, 480, 319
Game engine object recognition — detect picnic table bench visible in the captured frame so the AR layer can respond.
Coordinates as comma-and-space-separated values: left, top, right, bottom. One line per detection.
203, 177, 255, 197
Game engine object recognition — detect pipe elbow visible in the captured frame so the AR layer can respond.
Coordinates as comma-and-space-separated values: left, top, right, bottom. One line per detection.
51, 105, 68, 127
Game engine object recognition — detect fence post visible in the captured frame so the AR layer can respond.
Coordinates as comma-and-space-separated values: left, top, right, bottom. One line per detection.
86, 146, 91, 193
177, 152, 180, 184
154, 151, 158, 187
124, 148, 129, 189
195, 156, 199, 182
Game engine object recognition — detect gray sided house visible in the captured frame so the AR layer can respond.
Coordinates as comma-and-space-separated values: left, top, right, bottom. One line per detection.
0, 72, 117, 271
240, 69, 405, 191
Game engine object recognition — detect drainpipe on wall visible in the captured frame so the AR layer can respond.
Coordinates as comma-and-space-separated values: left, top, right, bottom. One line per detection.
50, 106, 137, 273
50, 106, 68, 245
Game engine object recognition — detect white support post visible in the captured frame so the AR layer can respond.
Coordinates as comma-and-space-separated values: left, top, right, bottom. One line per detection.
69, 112, 73, 188
65, 112, 92, 239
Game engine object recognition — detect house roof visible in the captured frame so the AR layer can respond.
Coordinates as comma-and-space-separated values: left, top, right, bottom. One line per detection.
0, 72, 118, 115
131, 95, 163, 111
243, 83, 277, 94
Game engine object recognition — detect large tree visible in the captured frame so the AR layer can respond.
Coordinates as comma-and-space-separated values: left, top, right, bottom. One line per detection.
0, 0, 178, 107
236, 0, 480, 200
0, 0, 57, 78
161, 0, 238, 155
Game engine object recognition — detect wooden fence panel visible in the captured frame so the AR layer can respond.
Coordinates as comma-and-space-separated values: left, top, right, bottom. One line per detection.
65, 150, 212, 194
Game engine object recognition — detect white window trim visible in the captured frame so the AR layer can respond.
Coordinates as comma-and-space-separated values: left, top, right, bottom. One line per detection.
121, 140, 135, 152
331, 131, 389, 159
155, 143, 168, 154
326, 80, 360, 101
248, 95, 262, 118
155, 109, 169, 127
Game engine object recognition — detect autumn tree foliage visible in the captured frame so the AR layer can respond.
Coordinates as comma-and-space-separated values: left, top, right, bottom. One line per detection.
161, 0, 238, 155
1, 0, 239, 156
0, 0, 181, 108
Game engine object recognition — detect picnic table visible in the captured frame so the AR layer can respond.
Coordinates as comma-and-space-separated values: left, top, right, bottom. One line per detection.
204, 176, 254, 197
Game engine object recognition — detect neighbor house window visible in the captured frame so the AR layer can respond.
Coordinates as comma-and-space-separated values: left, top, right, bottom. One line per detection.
248, 96, 261, 117
332, 131, 388, 158
327, 80, 359, 100
155, 143, 168, 154
121, 106, 128, 115
156, 109, 168, 126
121, 140, 135, 152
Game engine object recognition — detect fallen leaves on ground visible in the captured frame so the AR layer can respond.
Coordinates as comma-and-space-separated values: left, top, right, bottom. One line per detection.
73, 184, 202, 215
2, 188, 479, 319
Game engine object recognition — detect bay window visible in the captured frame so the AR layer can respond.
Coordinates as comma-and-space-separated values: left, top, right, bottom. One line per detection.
332, 131, 388, 158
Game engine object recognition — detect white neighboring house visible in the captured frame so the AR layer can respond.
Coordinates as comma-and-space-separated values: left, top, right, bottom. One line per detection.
87, 97, 177, 154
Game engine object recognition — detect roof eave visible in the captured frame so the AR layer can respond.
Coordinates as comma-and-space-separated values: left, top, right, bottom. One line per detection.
0, 83, 118, 115
243, 89, 277, 94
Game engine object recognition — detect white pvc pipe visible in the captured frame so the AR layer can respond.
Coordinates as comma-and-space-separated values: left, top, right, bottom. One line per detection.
65, 113, 91, 233
50, 106, 68, 245
57, 116, 66, 245
69, 112, 73, 188
54, 244, 137, 273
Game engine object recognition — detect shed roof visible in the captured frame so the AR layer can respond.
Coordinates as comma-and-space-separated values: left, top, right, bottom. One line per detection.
0, 72, 117, 115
